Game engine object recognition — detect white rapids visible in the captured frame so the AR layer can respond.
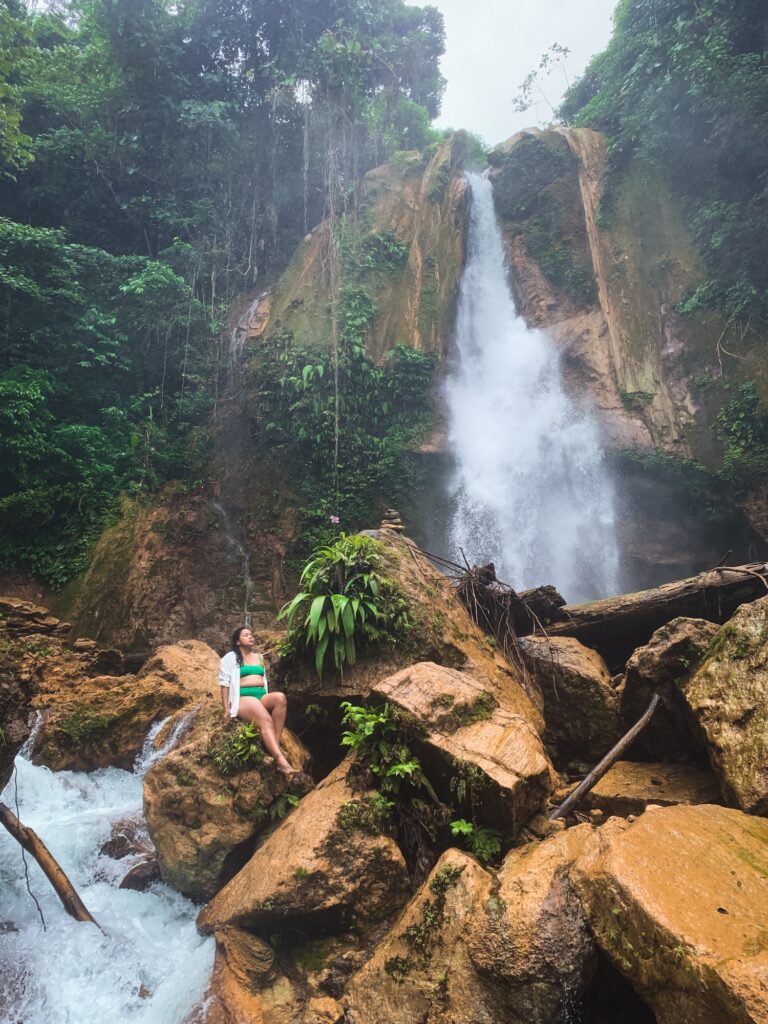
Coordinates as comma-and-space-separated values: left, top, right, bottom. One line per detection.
445, 172, 619, 603
0, 721, 213, 1024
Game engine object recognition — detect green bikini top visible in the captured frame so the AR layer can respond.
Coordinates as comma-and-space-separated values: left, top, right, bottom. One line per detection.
239, 664, 265, 678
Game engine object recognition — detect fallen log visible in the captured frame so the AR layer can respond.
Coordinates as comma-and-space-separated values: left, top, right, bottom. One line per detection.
0, 801, 99, 926
548, 693, 661, 821
543, 562, 768, 671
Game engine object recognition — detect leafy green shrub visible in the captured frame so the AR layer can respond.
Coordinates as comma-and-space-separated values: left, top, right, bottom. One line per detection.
339, 701, 435, 797
450, 819, 502, 863
209, 721, 266, 776
715, 382, 768, 486
336, 794, 395, 835
279, 534, 411, 676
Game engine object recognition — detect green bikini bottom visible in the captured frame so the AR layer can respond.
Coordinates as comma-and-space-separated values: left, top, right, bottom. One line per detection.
240, 685, 266, 700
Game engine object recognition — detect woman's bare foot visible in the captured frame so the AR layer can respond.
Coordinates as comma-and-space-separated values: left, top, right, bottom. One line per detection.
276, 758, 300, 777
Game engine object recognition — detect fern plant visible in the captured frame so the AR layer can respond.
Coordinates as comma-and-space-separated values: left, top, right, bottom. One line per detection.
278, 533, 410, 676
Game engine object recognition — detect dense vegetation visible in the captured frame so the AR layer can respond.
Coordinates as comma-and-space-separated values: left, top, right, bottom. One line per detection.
559, 0, 768, 329
0, 0, 445, 585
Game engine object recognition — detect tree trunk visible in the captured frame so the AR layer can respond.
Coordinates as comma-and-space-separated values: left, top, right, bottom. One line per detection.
0, 801, 99, 926
542, 563, 768, 670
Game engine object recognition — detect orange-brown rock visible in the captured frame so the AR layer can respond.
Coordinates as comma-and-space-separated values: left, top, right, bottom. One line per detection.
681, 597, 768, 814
344, 848, 494, 1024
197, 759, 410, 936
187, 927, 274, 1024
518, 635, 621, 763
620, 616, 719, 762
346, 830, 599, 1024
572, 804, 768, 1024
465, 826, 599, 1020
144, 700, 310, 900
276, 533, 546, 729
31, 639, 226, 773
371, 661, 556, 834
581, 761, 721, 818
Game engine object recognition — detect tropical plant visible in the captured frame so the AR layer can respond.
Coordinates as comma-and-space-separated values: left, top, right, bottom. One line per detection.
278, 534, 410, 676
449, 819, 503, 863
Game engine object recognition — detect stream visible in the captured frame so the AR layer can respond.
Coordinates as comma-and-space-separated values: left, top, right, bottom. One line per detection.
0, 722, 214, 1024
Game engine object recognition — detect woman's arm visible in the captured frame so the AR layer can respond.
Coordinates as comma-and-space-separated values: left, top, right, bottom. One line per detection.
220, 684, 230, 717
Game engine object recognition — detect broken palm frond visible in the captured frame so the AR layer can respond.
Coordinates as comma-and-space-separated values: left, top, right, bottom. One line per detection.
0, 801, 99, 927
548, 693, 661, 821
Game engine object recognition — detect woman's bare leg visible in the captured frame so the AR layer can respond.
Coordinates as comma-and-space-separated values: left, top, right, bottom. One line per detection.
261, 692, 287, 745
238, 696, 295, 774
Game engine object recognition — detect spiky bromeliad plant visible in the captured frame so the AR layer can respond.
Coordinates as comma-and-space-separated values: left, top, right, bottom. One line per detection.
278, 533, 410, 676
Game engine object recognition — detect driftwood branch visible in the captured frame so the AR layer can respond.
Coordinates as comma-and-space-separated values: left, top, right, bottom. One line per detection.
548, 693, 661, 821
0, 801, 99, 926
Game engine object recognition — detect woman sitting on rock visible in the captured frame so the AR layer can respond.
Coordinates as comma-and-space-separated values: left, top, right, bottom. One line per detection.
219, 626, 299, 777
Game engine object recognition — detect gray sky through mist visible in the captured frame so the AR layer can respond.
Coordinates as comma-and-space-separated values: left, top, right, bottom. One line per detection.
420, 0, 617, 146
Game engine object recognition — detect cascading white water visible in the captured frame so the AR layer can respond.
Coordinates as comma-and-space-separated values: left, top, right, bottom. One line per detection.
445, 173, 618, 603
0, 729, 213, 1024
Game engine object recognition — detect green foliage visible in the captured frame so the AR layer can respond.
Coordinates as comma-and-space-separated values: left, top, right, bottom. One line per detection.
278, 534, 411, 676
715, 382, 768, 486
449, 819, 502, 863
57, 705, 112, 740
619, 390, 655, 411
559, 0, 768, 326
339, 701, 434, 798
0, 0, 446, 583
0, 218, 212, 585
402, 864, 463, 956
489, 134, 596, 306
336, 794, 395, 835
254, 333, 435, 562
209, 721, 266, 777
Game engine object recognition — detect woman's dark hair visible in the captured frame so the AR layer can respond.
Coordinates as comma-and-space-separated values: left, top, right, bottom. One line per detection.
231, 626, 248, 666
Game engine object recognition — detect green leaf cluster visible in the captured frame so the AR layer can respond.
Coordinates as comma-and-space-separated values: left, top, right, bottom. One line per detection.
278, 534, 410, 676
209, 721, 266, 776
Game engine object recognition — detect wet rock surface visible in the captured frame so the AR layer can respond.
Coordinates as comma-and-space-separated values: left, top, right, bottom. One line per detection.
32, 638, 223, 772
620, 616, 719, 762
197, 759, 410, 937
144, 700, 310, 901
372, 661, 556, 834
581, 760, 722, 818
681, 596, 768, 814
572, 804, 768, 1024
518, 635, 621, 763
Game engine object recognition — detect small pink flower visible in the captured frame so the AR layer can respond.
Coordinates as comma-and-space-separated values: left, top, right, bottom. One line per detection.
329, 514, 340, 525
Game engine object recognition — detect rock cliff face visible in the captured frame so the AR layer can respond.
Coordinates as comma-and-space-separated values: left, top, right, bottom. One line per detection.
52, 126, 766, 648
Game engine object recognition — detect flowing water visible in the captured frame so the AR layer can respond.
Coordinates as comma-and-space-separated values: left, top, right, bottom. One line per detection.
0, 721, 213, 1024
445, 173, 619, 603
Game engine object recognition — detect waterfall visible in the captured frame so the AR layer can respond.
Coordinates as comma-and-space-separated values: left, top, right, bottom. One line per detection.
0, 735, 213, 1023
445, 173, 618, 603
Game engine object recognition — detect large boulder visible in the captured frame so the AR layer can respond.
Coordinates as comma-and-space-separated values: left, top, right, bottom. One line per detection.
197, 759, 410, 936
680, 597, 768, 814
465, 826, 599, 1021
371, 662, 556, 834
274, 534, 545, 736
572, 804, 768, 1024
346, 829, 599, 1024
620, 616, 719, 762
33, 639, 222, 772
144, 700, 310, 901
581, 761, 721, 819
518, 635, 621, 764
344, 849, 495, 1024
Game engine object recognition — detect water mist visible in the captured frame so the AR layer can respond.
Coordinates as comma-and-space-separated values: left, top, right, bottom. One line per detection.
445, 173, 618, 603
